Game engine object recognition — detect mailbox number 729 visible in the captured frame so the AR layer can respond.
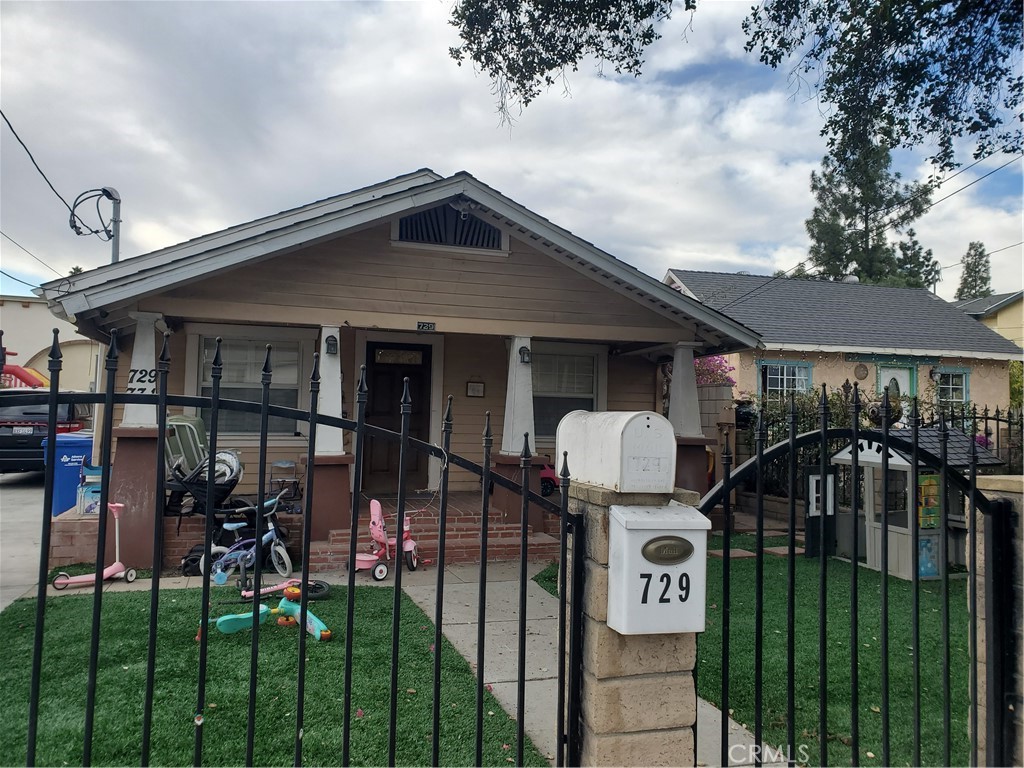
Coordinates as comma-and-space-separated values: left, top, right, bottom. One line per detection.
640, 572, 690, 604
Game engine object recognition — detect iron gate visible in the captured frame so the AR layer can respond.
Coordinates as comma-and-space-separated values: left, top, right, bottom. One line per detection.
6, 332, 586, 766
697, 386, 1017, 767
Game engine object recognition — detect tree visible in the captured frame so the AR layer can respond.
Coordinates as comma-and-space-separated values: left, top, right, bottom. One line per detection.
804, 143, 931, 283
893, 229, 940, 290
450, 0, 1023, 170
955, 242, 993, 300
68, 266, 84, 276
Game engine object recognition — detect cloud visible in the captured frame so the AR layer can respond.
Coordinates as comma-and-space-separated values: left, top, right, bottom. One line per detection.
1, 0, 1019, 311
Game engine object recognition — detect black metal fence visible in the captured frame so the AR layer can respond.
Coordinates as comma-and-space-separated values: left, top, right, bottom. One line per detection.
699, 384, 1016, 767
8, 331, 586, 767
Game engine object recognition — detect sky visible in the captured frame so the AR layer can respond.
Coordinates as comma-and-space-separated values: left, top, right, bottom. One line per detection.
1, 0, 1021, 305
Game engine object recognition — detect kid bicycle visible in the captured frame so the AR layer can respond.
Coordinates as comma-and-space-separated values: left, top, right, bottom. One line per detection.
199, 491, 292, 585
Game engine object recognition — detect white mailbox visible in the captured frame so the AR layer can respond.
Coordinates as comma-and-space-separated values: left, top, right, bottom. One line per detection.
607, 503, 711, 635
555, 411, 676, 493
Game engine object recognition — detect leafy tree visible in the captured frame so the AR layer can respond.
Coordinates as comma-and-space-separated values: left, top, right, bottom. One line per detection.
892, 229, 940, 290
1010, 360, 1022, 410
68, 266, 84, 276
450, 0, 1022, 170
805, 144, 931, 283
955, 241, 993, 300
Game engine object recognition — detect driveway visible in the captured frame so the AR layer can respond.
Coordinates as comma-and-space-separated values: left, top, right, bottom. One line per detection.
0, 471, 44, 611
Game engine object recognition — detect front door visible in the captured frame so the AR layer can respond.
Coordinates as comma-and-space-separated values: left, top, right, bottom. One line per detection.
878, 366, 913, 401
363, 342, 431, 494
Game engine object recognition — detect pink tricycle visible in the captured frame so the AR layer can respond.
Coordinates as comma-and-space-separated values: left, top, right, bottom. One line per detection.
352, 499, 419, 581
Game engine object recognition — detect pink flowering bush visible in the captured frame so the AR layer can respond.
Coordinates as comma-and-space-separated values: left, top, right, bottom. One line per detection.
694, 355, 736, 387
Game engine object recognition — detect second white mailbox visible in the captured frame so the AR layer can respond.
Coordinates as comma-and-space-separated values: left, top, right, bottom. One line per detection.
607, 503, 711, 635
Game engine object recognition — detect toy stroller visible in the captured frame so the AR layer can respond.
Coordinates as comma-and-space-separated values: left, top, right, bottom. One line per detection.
352, 499, 420, 581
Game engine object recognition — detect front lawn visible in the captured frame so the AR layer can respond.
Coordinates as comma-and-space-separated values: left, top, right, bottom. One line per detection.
1, 586, 546, 766
700, 536, 970, 767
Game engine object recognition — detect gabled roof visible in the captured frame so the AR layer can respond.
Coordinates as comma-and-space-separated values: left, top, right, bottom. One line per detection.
38, 171, 761, 354
954, 291, 1023, 319
831, 430, 1003, 469
664, 270, 1022, 360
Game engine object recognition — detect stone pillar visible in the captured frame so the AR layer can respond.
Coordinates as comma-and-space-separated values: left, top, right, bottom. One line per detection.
568, 481, 703, 766
120, 312, 164, 427
970, 475, 1023, 767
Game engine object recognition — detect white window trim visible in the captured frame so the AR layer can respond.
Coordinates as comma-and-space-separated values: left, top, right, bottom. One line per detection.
530, 340, 608, 440
184, 323, 318, 437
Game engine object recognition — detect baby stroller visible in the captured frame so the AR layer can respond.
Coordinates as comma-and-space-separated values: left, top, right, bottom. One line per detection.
165, 449, 246, 535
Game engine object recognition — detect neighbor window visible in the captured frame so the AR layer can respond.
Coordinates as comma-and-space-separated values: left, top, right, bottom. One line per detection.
200, 337, 301, 433
532, 353, 596, 437
936, 371, 968, 406
760, 362, 812, 400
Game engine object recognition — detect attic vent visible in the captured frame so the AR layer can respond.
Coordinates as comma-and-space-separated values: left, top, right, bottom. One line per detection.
398, 204, 502, 250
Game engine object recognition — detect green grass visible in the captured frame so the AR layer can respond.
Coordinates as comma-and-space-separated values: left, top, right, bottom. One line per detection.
1, 586, 547, 767
532, 562, 559, 597
699, 550, 971, 767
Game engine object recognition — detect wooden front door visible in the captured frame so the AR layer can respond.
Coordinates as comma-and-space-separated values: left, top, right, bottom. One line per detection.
363, 342, 432, 493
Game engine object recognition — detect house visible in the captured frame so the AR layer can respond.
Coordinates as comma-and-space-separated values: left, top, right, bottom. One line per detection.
955, 291, 1024, 347
664, 270, 1022, 411
33, 170, 760, 568
0, 294, 103, 392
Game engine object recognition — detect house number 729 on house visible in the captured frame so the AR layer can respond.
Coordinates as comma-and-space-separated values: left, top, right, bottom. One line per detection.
639, 571, 690, 604
126, 368, 158, 394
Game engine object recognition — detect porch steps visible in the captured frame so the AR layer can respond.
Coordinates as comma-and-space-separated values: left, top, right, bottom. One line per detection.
305, 519, 560, 573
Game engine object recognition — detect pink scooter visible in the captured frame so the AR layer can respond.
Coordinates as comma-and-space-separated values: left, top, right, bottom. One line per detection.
52, 502, 137, 590
352, 499, 419, 581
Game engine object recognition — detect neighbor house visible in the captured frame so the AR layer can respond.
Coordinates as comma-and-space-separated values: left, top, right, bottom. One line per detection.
956, 291, 1024, 348
664, 270, 1022, 411
34, 170, 760, 568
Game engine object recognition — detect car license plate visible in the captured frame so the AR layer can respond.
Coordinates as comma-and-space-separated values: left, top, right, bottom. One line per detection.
12, 426, 34, 436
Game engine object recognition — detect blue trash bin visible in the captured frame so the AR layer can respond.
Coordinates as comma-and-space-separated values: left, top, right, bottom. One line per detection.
42, 433, 94, 517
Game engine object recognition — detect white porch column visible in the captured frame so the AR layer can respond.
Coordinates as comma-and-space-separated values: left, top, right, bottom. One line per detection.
501, 336, 535, 454
119, 312, 165, 427
667, 342, 704, 438
316, 326, 344, 454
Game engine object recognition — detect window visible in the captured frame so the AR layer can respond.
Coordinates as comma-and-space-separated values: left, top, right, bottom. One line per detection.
200, 337, 301, 434
760, 362, 812, 400
532, 353, 597, 437
936, 371, 968, 406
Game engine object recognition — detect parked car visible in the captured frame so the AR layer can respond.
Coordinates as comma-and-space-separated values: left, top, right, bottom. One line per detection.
0, 390, 92, 473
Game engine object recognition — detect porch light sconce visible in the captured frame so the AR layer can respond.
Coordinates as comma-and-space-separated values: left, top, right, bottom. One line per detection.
325, 335, 339, 355
518, 346, 531, 364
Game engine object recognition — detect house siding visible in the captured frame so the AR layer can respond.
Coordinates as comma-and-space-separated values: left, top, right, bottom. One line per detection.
980, 298, 1024, 347
151, 223, 684, 343
727, 350, 1012, 410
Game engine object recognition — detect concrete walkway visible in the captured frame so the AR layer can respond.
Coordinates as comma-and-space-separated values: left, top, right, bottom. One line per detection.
1, 472, 766, 766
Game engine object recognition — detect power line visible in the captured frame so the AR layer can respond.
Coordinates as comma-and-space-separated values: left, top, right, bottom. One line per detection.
0, 109, 75, 215
0, 109, 101, 235
0, 230, 62, 277
716, 259, 814, 312
0, 269, 40, 290
940, 240, 1024, 270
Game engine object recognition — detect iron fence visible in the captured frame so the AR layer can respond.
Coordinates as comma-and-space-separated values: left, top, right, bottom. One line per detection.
7, 331, 586, 767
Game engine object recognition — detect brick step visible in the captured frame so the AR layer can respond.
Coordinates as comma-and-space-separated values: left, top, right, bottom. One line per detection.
327, 519, 525, 546
306, 531, 560, 572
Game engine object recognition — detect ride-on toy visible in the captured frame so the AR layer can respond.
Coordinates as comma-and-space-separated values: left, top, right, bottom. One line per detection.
352, 499, 420, 581
52, 502, 138, 590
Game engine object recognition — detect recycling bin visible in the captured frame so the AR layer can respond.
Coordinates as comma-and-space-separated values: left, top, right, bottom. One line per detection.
42, 433, 94, 516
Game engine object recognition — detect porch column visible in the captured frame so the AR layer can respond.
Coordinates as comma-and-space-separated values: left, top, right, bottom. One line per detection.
119, 312, 165, 427
316, 326, 344, 454
668, 342, 717, 494
501, 336, 535, 454
667, 343, 703, 438
303, 325, 352, 542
